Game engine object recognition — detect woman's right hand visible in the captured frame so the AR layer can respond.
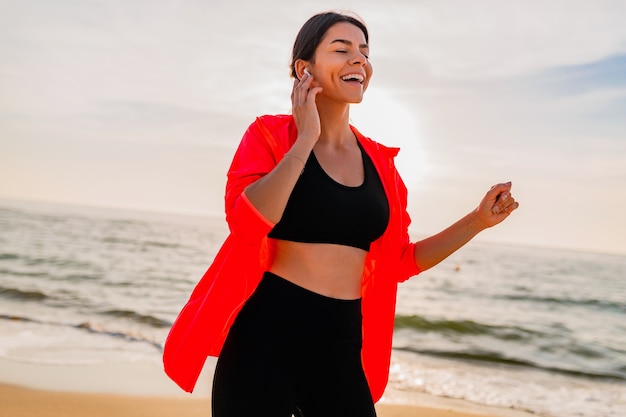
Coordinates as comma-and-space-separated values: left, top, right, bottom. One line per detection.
291, 71, 323, 143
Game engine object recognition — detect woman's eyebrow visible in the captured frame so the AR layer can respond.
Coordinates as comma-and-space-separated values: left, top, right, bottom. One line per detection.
329, 39, 369, 50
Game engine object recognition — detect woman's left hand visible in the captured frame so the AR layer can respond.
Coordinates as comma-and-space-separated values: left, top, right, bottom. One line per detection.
477, 182, 519, 228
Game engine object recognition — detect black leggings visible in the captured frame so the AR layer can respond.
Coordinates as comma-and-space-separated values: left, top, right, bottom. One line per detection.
212, 272, 377, 417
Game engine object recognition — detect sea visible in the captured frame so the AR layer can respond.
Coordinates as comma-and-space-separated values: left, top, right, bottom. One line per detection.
0, 198, 624, 417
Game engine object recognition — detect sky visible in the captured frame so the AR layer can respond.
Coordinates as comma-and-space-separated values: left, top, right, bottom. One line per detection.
1, 0, 625, 255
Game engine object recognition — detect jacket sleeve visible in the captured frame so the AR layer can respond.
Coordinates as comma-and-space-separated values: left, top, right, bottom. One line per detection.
394, 168, 422, 282
225, 118, 278, 243
360, 147, 421, 403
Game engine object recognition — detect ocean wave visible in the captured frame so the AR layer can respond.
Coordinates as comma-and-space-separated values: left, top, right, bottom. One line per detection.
501, 294, 626, 313
0, 314, 163, 351
396, 346, 533, 367
0, 265, 103, 282
394, 314, 626, 381
1, 250, 98, 271
0, 285, 48, 301
101, 236, 182, 250
0, 268, 49, 278
22, 255, 96, 270
0, 314, 36, 323
75, 321, 163, 350
394, 314, 540, 341
395, 346, 626, 382
97, 308, 172, 328
0, 253, 20, 261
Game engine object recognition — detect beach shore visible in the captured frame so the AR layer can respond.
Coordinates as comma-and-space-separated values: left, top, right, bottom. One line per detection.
2, 382, 533, 417
0, 357, 536, 417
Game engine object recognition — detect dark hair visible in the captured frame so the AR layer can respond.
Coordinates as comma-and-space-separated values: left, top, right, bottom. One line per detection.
290, 11, 369, 78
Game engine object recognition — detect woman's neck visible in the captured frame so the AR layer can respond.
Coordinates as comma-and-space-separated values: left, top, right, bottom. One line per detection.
316, 99, 354, 146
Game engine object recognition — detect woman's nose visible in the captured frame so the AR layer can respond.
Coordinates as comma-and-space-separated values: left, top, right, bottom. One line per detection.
349, 53, 367, 66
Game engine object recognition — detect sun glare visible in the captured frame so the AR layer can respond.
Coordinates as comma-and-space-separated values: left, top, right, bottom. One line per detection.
350, 87, 428, 188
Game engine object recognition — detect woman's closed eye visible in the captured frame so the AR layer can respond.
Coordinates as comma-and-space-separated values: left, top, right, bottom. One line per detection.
336, 49, 369, 59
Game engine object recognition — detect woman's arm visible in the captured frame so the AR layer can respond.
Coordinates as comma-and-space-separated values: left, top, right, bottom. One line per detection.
414, 182, 519, 271
244, 72, 322, 224
243, 139, 314, 224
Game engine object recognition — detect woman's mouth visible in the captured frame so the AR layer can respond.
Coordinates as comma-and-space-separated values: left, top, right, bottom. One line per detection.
341, 73, 364, 84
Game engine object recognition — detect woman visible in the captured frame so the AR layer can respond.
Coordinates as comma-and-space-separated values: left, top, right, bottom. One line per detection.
163, 11, 519, 417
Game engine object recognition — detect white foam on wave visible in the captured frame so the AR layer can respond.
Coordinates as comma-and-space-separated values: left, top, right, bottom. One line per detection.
0, 319, 161, 366
388, 349, 626, 417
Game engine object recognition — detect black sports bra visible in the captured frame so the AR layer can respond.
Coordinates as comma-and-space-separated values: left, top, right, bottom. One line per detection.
268, 142, 389, 251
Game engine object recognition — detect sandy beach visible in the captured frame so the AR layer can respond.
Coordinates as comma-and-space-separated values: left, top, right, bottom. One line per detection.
2, 382, 536, 417
0, 357, 537, 417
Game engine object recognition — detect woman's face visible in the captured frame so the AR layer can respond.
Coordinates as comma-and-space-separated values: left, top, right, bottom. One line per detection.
307, 22, 373, 104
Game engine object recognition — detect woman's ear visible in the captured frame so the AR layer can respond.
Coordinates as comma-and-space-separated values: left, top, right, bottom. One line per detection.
294, 60, 310, 80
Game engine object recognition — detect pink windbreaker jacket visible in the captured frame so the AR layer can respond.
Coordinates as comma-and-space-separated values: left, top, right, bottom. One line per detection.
162, 114, 421, 402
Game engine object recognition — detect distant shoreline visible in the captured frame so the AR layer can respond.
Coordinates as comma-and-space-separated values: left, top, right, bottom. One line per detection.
2, 196, 624, 256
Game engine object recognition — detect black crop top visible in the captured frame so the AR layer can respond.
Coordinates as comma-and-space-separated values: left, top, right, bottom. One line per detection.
268, 142, 390, 251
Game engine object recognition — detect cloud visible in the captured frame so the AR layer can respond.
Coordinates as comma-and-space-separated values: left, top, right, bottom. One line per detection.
369, 0, 626, 79
529, 54, 626, 97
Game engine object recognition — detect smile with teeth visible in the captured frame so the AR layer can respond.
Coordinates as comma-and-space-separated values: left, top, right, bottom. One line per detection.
341, 73, 364, 83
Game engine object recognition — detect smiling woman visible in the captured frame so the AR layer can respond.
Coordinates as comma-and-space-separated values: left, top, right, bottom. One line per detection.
290, 21, 372, 111
163, 10, 519, 417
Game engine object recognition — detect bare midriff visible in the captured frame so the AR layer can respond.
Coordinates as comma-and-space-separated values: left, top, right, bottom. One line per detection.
267, 238, 367, 300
